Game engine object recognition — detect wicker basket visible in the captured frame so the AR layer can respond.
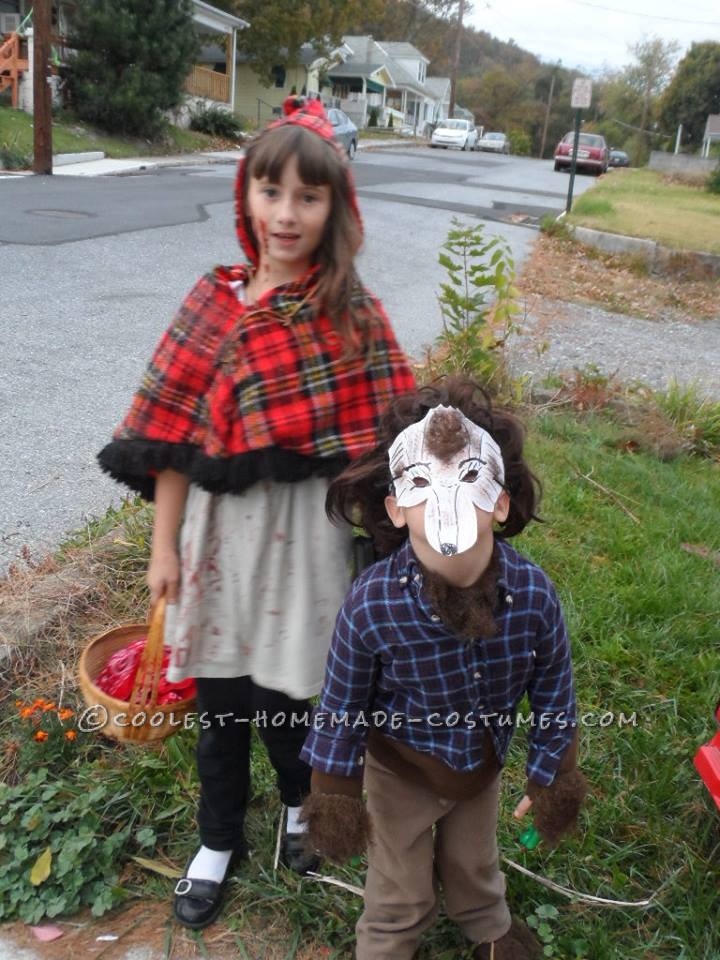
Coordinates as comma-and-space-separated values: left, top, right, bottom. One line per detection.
78, 597, 195, 743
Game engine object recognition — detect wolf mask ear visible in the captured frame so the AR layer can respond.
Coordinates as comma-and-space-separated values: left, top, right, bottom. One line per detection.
388, 406, 505, 556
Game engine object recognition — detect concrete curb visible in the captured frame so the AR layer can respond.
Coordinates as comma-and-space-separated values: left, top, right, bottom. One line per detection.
53, 151, 105, 166
569, 224, 720, 280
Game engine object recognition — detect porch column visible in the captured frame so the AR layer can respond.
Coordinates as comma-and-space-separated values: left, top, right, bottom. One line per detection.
362, 75, 367, 127
229, 28, 237, 112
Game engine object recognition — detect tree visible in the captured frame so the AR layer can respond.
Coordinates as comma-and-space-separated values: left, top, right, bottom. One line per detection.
65, 0, 198, 138
624, 36, 679, 138
660, 41, 720, 147
231, 0, 384, 84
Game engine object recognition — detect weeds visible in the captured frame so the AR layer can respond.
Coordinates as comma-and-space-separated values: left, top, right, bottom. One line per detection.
430, 217, 523, 400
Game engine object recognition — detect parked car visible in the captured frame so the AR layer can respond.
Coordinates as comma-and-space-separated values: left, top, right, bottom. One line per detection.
609, 148, 630, 168
328, 108, 358, 160
476, 131, 510, 154
553, 131, 609, 175
430, 119, 478, 151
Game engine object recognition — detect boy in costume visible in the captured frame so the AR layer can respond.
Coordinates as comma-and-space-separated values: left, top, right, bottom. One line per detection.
300, 380, 588, 960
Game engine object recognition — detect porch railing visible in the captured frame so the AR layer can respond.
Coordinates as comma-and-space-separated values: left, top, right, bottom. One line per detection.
0, 33, 28, 109
185, 65, 230, 104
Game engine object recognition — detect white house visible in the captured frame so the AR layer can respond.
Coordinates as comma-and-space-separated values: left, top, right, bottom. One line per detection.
327, 35, 453, 132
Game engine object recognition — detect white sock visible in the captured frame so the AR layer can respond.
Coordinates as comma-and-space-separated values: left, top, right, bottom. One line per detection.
286, 804, 308, 834
186, 845, 233, 882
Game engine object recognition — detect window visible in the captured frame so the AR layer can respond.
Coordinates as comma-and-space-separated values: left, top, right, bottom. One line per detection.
271, 65, 286, 88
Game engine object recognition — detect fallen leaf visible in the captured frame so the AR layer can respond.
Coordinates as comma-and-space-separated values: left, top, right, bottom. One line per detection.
131, 855, 183, 879
29, 847, 52, 886
29, 925, 64, 942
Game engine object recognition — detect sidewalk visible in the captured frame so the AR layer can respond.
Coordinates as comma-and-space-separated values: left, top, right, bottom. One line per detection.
0, 137, 424, 178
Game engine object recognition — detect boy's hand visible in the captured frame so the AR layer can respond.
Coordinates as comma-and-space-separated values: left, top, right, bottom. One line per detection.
513, 795, 533, 819
147, 549, 181, 605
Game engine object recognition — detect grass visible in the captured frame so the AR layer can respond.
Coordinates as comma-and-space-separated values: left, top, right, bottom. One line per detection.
0, 105, 225, 164
2, 400, 720, 958
567, 168, 720, 254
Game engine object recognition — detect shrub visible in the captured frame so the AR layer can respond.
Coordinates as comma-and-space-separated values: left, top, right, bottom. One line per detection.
189, 104, 244, 139
0, 135, 31, 170
368, 107, 379, 128
64, 0, 198, 138
508, 130, 531, 156
388, 113, 393, 129
706, 161, 720, 195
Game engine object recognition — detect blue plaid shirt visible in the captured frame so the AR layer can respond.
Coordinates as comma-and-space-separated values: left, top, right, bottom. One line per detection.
301, 537, 576, 787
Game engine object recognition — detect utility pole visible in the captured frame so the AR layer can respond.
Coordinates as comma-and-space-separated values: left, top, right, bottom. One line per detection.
448, 0, 464, 119
539, 70, 557, 159
32, 0, 53, 175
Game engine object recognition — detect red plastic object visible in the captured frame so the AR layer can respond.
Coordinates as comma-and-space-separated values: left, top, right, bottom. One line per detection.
95, 637, 195, 705
694, 703, 720, 811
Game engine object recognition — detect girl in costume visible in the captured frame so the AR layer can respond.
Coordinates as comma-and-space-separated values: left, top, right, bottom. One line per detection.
300, 378, 587, 960
98, 96, 415, 931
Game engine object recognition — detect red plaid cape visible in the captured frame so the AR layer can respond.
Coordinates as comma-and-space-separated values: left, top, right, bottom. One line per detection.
98, 265, 415, 499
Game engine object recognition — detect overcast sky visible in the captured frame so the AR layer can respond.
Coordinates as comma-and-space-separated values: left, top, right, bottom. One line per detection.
467, 0, 720, 74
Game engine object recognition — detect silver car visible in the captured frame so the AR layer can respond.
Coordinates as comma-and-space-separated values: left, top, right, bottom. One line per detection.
328, 108, 359, 160
476, 131, 510, 154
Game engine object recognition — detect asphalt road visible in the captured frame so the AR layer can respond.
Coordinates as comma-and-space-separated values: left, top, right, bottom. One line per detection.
0, 148, 592, 571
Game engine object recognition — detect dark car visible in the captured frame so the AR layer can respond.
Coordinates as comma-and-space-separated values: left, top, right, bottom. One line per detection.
609, 149, 630, 168
327, 108, 358, 160
554, 132, 609, 175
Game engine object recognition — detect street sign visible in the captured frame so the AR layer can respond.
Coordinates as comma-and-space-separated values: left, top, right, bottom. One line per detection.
571, 78, 592, 110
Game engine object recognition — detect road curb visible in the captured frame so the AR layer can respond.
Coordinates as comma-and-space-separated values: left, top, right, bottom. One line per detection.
569, 224, 720, 280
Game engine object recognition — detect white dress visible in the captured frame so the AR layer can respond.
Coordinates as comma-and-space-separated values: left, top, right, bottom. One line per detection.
164, 476, 352, 700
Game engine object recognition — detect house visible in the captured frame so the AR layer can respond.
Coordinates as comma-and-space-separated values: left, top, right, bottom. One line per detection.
0, 0, 247, 118
326, 35, 453, 132
702, 114, 720, 159
198, 40, 350, 127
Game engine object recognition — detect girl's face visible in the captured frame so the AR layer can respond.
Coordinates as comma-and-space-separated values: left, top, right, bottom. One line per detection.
246, 155, 332, 281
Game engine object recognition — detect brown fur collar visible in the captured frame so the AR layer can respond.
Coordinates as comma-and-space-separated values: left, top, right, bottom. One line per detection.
421, 546, 501, 641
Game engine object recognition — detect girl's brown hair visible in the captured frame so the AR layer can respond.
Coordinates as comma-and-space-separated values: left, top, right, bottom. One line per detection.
327, 377, 542, 555
242, 124, 367, 347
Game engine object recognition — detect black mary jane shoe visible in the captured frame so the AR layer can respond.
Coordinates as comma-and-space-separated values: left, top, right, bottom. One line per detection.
173, 874, 228, 930
173, 845, 245, 930
280, 830, 320, 876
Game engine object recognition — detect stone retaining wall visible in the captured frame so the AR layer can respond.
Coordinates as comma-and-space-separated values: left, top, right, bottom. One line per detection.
649, 151, 716, 178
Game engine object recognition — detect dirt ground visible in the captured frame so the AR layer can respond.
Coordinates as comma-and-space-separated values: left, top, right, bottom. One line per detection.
2, 899, 335, 960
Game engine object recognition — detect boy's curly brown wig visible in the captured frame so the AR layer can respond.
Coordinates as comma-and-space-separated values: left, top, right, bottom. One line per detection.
326, 377, 542, 556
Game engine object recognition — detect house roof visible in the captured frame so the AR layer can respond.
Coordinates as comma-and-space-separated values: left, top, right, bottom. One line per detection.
378, 40, 429, 64
328, 61, 388, 80
339, 35, 431, 98
424, 77, 450, 99
704, 114, 720, 137
192, 0, 248, 33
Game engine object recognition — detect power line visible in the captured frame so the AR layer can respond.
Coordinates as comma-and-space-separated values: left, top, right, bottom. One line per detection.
566, 0, 720, 26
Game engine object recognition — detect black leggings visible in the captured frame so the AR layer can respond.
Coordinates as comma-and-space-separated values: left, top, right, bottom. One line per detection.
195, 676, 313, 851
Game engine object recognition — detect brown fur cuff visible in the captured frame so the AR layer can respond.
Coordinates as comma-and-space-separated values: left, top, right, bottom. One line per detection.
527, 769, 589, 848
299, 794, 371, 864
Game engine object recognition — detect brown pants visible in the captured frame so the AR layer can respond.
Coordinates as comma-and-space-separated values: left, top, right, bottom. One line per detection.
356, 752, 511, 960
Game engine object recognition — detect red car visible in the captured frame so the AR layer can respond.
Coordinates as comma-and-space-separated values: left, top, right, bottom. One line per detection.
554, 131, 609, 176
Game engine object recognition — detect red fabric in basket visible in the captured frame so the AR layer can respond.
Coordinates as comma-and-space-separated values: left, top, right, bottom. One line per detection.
96, 637, 196, 705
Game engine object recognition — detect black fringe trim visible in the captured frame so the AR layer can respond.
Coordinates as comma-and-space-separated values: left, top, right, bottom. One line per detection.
97, 439, 349, 501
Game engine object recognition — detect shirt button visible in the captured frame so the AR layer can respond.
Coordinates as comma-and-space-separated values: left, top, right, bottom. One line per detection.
399, 575, 408, 586
431, 614, 441, 622
474, 671, 482, 679
358, 756, 364, 766
505, 594, 514, 606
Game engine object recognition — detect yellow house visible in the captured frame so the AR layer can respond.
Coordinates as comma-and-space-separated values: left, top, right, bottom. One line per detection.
198, 41, 349, 127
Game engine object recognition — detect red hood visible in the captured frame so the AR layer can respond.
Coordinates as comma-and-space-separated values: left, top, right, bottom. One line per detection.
235, 96, 363, 267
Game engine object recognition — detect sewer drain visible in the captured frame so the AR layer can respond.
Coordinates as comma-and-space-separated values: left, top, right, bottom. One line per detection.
27, 208, 96, 219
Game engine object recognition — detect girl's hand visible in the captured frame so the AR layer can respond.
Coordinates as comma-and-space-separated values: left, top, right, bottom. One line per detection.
147, 549, 181, 605
513, 795, 533, 819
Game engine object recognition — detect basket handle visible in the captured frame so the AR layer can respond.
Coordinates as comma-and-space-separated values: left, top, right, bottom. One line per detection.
126, 597, 167, 726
